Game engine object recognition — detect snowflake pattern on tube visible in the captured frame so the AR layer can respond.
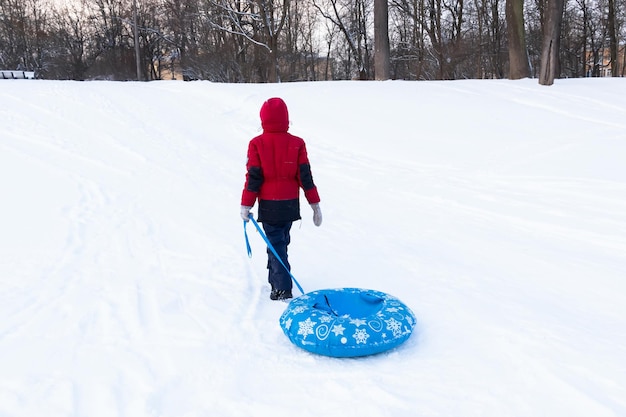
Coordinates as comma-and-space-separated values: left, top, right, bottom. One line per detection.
279, 288, 417, 358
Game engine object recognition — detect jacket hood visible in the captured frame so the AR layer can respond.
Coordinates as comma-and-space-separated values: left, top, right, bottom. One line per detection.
260, 98, 289, 132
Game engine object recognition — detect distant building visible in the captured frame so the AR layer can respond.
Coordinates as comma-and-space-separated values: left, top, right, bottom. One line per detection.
585, 44, 626, 77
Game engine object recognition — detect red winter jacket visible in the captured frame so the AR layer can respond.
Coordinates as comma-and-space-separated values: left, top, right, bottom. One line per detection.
241, 98, 320, 224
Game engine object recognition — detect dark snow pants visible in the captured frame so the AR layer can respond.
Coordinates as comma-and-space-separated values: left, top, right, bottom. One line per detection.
262, 222, 292, 292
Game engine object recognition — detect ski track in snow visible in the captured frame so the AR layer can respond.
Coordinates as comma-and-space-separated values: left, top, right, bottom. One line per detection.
1, 79, 625, 417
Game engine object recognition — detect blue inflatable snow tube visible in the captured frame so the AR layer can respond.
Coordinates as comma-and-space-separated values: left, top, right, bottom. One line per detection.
279, 288, 416, 357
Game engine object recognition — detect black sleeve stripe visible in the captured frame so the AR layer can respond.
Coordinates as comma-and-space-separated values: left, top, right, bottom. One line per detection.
299, 163, 315, 190
247, 166, 264, 192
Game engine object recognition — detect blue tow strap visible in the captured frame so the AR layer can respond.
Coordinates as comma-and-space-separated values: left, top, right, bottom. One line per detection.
244, 215, 305, 295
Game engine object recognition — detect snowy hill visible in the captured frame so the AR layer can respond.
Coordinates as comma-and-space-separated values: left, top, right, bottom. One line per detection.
1, 78, 625, 417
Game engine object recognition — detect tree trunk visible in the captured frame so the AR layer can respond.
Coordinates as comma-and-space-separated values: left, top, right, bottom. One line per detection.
538, 0, 564, 86
267, 36, 279, 83
374, 0, 390, 80
133, 0, 142, 81
607, 0, 617, 77
506, 0, 530, 79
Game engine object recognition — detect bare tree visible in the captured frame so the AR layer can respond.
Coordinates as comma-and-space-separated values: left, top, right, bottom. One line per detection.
607, 0, 617, 76
425, 0, 445, 78
256, 0, 291, 82
132, 0, 141, 80
374, 0, 390, 79
48, 1, 100, 79
506, 0, 530, 78
469, 0, 507, 78
282, 0, 324, 81
389, 0, 428, 79
421, 0, 467, 79
314, 0, 372, 79
0, 0, 48, 72
538, 0, 564, 85
208, 0, 291, 82
318, 9, 341, 79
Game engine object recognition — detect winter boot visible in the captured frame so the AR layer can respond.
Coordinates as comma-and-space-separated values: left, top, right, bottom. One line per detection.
270, 289, 293, 301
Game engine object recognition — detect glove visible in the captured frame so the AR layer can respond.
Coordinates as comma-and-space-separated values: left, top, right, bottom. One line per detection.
240, 205, 252, 222
311, 203, 322, 227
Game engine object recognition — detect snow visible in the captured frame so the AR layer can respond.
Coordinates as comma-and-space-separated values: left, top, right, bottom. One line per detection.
1, 78, 625, 417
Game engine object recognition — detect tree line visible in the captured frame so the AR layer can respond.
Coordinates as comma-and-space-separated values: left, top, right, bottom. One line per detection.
0, 0, 623, 82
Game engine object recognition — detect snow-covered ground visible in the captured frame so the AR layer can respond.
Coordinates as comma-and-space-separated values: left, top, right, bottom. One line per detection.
1, 78, 625, 417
